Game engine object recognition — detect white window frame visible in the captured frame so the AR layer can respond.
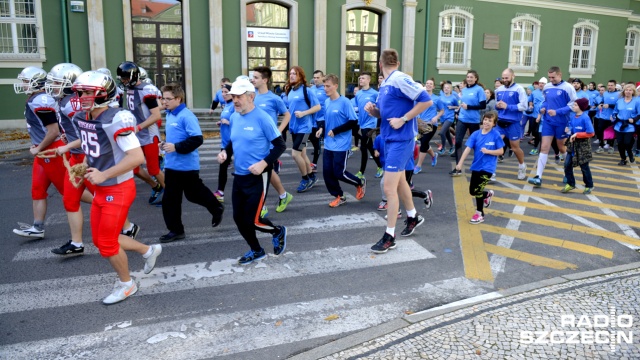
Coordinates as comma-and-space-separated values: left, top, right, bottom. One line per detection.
508, 15, 541, 76
623, 27, 640, 69
436, 8, 473, 74
0, 0, 45, 67
569, 21, 599, 77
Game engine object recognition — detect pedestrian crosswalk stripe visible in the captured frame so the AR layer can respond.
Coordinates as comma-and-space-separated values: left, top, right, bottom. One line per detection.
481, 224, 613, 258
483, 243, 578, 270
491, 173, 640, 196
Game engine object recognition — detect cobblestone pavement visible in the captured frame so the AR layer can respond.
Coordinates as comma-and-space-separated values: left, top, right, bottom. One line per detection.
320, 269, 640, 360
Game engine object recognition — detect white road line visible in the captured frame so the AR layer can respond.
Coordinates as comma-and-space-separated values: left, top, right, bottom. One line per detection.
0, 277, 483, 360
13, 209, 375, 261
1, 239, 434, 314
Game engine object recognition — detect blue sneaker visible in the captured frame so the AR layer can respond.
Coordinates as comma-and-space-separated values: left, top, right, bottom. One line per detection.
149, 186, 164, 205
308, 174, 318, 189
437, 148, 446, 155
431, 152, 438, 167
413, 166, 422, 174
297, 179, 310, 193
375, 167, 384, 178
238, 248, 266, 265
273, 226, 287, 255
527, 176, 542, 187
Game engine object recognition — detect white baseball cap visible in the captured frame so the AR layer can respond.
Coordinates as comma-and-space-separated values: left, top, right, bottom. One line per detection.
236, 75, 250, 81
229, 79, 255, 95
538, 77, 547, 83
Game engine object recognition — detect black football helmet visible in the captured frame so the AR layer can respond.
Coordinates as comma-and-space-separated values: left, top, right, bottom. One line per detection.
116, 61, 140, 89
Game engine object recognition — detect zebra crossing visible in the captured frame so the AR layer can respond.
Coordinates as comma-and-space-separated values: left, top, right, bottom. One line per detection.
0, 138, 484, 359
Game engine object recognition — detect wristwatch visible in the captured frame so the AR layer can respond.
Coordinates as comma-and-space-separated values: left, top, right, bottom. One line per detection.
401, 116, 408, 123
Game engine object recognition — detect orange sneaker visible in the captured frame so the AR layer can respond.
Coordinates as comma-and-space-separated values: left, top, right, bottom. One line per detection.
355, 177, 366, 200
329, 196, 346, 208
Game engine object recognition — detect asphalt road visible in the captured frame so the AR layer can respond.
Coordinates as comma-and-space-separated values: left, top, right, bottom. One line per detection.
0, 138, 639, 359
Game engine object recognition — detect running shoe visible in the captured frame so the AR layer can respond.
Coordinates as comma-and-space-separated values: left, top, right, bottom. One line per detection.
213, 190, 224, 203
484, 190, 494, 208
413, 166, 422, 174
238, 248, 266, 265
261, 205, 269, 218
159, 231, 185, 243
356, 177, 366, 200
431, 152, 438, 167
527, 176, 542, 187
529, 149, 539, 155
143, 244, 162, 274
121, 223, 141, 239
593, 139, 600, 144
448, 147, 455, 155
51, 240, 84, 255
308, 174, 319, 189
400, 215, 424, 236
350, 145, 359, 152
438, 148, 446, 155
469, 212, 484, 224
618, 160, 627, 166
272, 226, 287, 255
424, 190, 433, 209
13, 223, 44, 239
377, 201, 388, 211
583, 187, 594, 195
449, 169, 462, 176
608, 147, 615, 154
517, 164, 527, 180
595, 147, 604, 154
211, 205, 224, 227
355, 171, 364, 179
561, 184, 576, 193
498, 155, 504, 163
149, 186, 164, 205
276, 192, 293, 213
554, 154, 560, 164
329, 196, 347, 208
371, 232, 396, 254
375, 167, 384, 178
103, 280, 138, 305
297, 179, 311, 193
489, 174, 497, 183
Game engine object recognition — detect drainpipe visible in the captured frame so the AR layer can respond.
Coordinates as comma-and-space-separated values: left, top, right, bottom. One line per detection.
422, 0, 430, 83
61, 0, 71, 62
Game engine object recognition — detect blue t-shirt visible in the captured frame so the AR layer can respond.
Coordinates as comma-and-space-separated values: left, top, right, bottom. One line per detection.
215, 89, 225, 108
495, 83, 527, 122
255, 90, 288, 127
324, 95, 358, 151
229, 107, 281, 175
541, 81, 577, 126
165, 103, 202, 171
465, 128, 505, 174
439, 93, 459, 123
287, 85, 319, 134
355, 88, 379, 129
373, 135, 385, 167
600, 91, 620, 121
418, 93, 444, 122
311, 84, 328, 123
529, 89, 544, 119
569, 112, 595, 135
613, 97, 640, 133
458, 84, 487, 124
219, 101, 235, 148
376, 70, 430, 141
587, 89, 599, 108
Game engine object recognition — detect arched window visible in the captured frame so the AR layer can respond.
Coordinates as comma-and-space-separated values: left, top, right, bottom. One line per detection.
437, 8, 473, 72
508, 15, 541, 75
570, 21, 599, 75
624, 27, 640, 69
345, 8, 381, 95
247, 2, 288, 28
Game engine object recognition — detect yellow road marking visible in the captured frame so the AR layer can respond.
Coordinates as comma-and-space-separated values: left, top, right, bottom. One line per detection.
483, 243, 578, 270
546, 167, 640, 182
490, 172, 640, 196
493, 197, 640, 228
487, 209, 640, 247
453, 174, 493, 282
494, 187, 640, 215
482, 225, 613, 258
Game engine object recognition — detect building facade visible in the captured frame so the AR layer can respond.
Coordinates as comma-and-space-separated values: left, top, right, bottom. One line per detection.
2, 0, 640, 127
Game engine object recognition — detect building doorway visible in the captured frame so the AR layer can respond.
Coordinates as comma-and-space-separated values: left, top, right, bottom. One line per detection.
346, 9, 381, 96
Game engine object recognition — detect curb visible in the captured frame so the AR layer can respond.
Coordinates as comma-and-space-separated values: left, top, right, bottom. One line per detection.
288, 261, 640, 360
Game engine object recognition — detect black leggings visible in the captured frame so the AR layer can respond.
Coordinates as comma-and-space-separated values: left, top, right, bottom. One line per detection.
309, 127, 321, 164
359, 128, 382, 173
616, 131, 635, 161
419, 123, 438, 153
470, 170, 492, 215
455, 122, 480, 163
217, 150, 231, 192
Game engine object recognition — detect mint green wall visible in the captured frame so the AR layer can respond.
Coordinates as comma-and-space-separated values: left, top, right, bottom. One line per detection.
222, 1, 241, 79
65, 2, 90, 70
297, 0, 314, 72
413, 0, 427, 81
325, 0, 344, 77
103, 2, 126, 71
190, 1, 212, 107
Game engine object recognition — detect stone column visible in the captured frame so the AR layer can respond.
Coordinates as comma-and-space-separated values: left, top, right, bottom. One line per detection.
314, 0, 327, 72
87, 0, 106, 69
210, 0, 224, 92
401, 0, 418, 78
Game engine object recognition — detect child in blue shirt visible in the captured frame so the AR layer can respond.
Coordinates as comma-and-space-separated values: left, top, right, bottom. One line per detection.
455, 111, 505, 224
562, 98, 595, 194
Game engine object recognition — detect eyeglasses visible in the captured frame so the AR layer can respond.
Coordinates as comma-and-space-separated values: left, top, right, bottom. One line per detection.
161, 97, 175, 101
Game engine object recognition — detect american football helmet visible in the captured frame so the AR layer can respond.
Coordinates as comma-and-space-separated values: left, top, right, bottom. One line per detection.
70, 71, 117, 112
116, 61, 140, 89
14, 66, 47, 95
45, 63, 83, 98
96, 68, 112, 77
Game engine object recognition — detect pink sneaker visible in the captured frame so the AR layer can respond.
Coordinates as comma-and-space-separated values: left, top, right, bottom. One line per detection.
469, 212, 484, 224
484, 190, 494, 208
213, 190, 224, 203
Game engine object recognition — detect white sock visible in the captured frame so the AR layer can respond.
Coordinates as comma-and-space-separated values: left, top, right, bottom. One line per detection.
406, 208, 417, 218
519, 163, 526, 169
71, 241, 83, 248
279, 192, 287, 199
119, 279, 133, 286
537, 153, 548, 177
142, 246, 153, 258
386, 227, 395, 237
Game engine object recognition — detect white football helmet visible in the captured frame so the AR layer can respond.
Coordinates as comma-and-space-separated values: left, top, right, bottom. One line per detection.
138, 66, 154, 85
71, 71, 118, 112
45, 63, 83, 98
96, 68, 112, 77
14, 66, 47, 95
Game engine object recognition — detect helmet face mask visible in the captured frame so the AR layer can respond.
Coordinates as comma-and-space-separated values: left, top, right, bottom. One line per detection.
117, 61, 140, 89
14, 67, 47, 95
71, 71, 117, 112
45, 63, 83, 98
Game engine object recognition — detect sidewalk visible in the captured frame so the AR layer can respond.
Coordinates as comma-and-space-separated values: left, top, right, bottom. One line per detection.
0, 129, 30, 154
292, 263, 640, 360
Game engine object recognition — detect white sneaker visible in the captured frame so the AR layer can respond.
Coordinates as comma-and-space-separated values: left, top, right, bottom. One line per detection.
517, 164, 527, 180
604, 144, 610, 150
593, 139, 599, 144
143, 244, 162, 274
490, 174, 497, 182
103, 280, 138, 305
13, 223, 44, 239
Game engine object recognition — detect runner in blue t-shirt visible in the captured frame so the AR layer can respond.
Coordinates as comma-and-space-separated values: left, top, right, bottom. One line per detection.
437, 82, 459, 155
218, 79, 287, 265
364, 49, 431, 254
451, 70, 487, 174
414, 78, 444, 173
310, 70, 328, 169
354, 72, 384, 179
209, 77, 230, 113
284, 66, 321, 193
561, 98, 595, 194
315, 74, 366, 207
213, 84, 233, 203
612, 84, 640, 165
455, 111, 504, 224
